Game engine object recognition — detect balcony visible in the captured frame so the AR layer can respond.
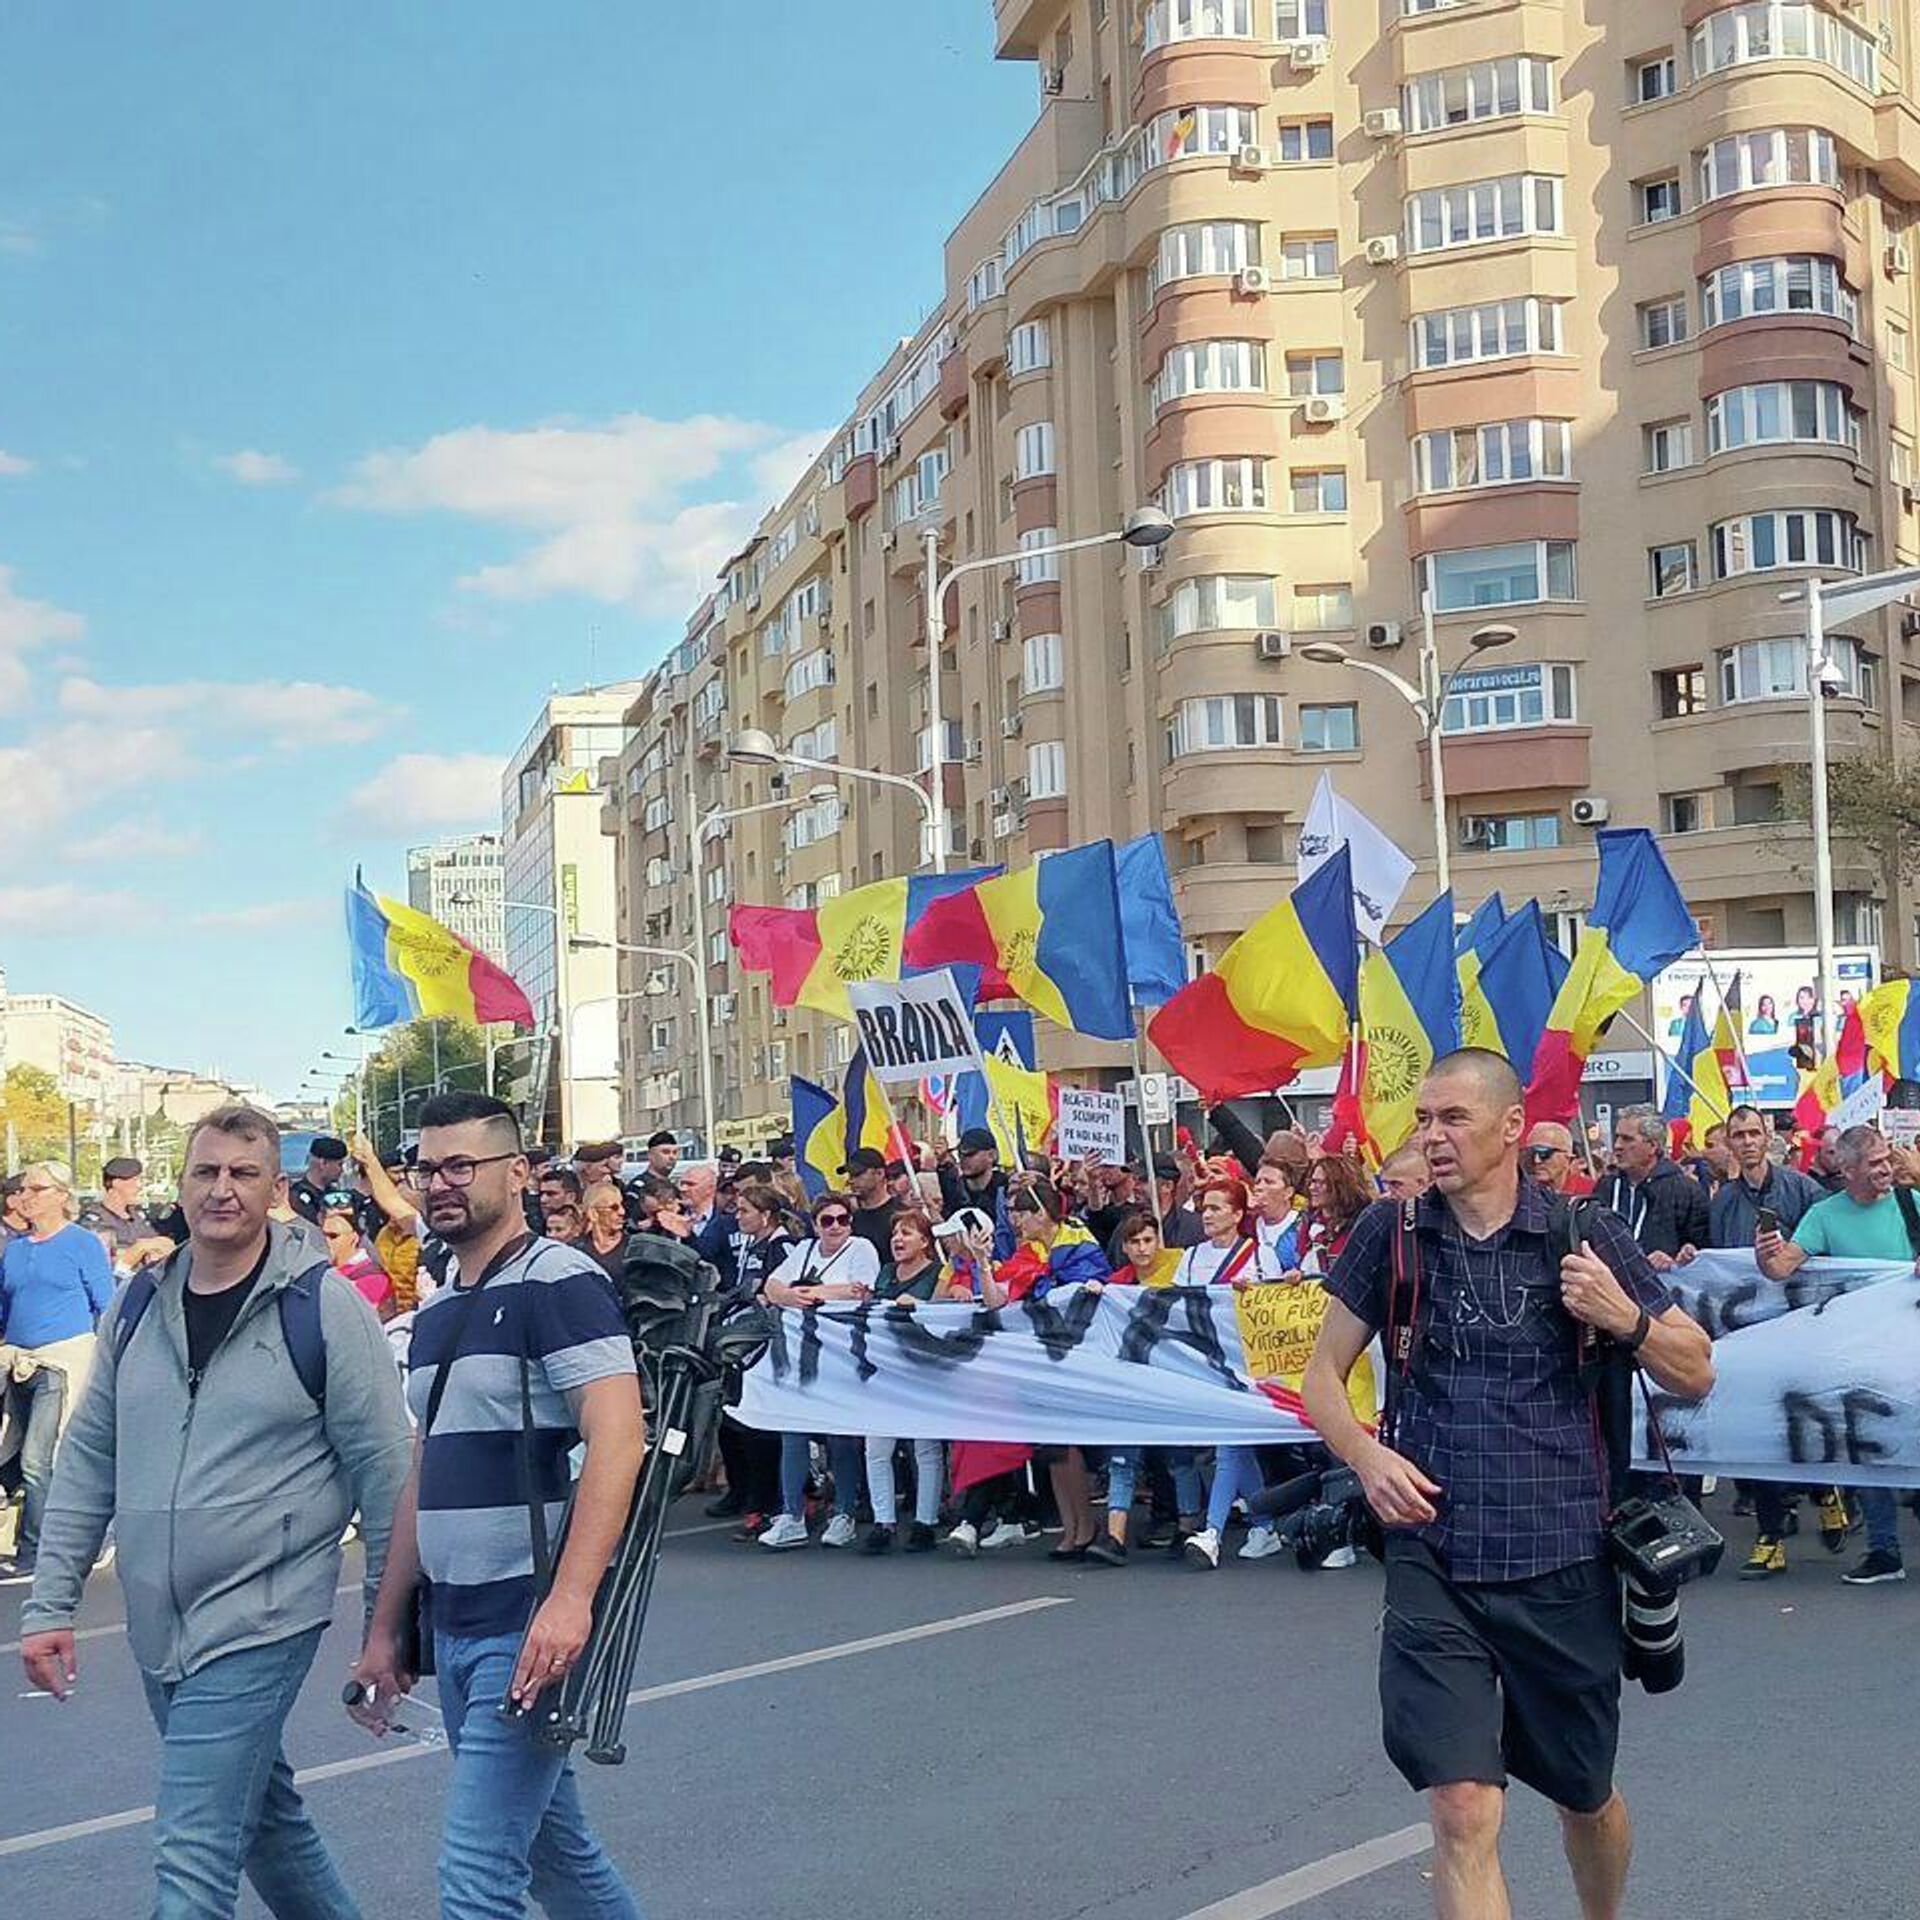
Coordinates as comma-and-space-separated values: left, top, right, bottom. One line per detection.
1417, 726, 1592, 797
938, 350, 970, 421
843, 453, 878, 521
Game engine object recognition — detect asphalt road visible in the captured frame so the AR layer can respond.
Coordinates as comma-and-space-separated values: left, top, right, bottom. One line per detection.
1, 1494, 1912, 1919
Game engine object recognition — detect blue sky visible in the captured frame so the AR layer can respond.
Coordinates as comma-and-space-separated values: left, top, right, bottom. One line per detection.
0, 4, 1033, 1099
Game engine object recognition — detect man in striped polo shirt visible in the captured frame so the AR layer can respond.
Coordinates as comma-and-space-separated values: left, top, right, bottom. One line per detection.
350, 1093, 645, 1918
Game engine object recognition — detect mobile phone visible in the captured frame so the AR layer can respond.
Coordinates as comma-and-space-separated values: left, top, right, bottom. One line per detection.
1755, 1207, 1780, 1237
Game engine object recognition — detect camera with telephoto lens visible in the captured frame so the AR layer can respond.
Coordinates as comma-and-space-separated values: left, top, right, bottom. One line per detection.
1605, 1489, 1722, 1696
1251, 1464, 1380, 1568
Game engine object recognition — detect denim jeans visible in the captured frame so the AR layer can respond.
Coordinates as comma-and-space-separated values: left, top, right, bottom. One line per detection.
1859, 1488, 1904, 1559
138, 1623, 360, 1919
779, 1432, 863, 1519
1206, 1446, 1261, 1535
436, 1629, 642, 1919
864, 1438, 943, 1526
14, 1363, 65, 1562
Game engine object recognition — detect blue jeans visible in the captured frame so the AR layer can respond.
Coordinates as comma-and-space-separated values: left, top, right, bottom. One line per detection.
15, 1363, 67, 1562
1859, 1488, 1904, 1559
779, 1432, 863, 1519
1106, 1449, 1204, 1518
436, 1629, 641, 1919
138, 1623, 359, 1919
1206, 1446, 1261, 1535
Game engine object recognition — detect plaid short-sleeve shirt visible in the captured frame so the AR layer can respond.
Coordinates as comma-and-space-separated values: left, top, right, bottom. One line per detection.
1328, 1178, 1672, 1584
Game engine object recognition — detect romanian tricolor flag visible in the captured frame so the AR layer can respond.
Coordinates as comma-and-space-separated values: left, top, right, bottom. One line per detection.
1660, 978, 1729, 1147
1712, 971, 1749, 1090
1328, 892, 1462, 1164
1794, 1000, 1871, 1137
1147, 846, 1358, 1104
730, 868, 996, 1023
1165, 108, 1198, 158
1460, 900, 1565, 1069
791, 1049, 901, 1200
903, 840, 1133, 1040
1854, 977, 1920, 1082
346, 874, 534, 1031
1524, 830, 1699, 1122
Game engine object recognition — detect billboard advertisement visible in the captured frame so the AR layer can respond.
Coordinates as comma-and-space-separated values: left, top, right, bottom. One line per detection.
1650, 947, 1879, 1111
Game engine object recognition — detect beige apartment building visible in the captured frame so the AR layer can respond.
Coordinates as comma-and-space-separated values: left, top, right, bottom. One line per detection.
608, 0, 1920, 1144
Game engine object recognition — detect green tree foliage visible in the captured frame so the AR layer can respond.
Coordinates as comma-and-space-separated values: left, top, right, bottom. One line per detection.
2, 1063, 77, 1169
1779, 757, 1920, 881
357, 1018, 488, 1156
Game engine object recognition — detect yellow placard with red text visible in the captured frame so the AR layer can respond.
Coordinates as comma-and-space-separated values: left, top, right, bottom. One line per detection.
1233, 1281, 1377, 1424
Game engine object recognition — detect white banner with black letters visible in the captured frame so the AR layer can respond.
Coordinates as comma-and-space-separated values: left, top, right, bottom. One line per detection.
846, 970, 982, 1085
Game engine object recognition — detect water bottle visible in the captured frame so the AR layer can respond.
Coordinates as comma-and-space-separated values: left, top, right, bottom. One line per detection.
342, 1680, 449, 1749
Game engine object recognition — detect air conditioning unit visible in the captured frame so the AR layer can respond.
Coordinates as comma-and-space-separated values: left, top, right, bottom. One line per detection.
881, 528, 898, 551
883, 434, 903, 462
1041, 65, 1066, 95
1458, 815, 1493, 850
964, 739, 984, 765
1009, 776, 1029, 802
1363, 234, 1400, 265
1366, 620, 1404, 650
991, 618, 1013, 643
1363, 107, 1402, 138
1000, 713, 1025, 739
1880, 21, 1896, 52
1233, 143, 1268, 174
1254, 630, 1291, 661
713, 993, 737, 1025
992, 811, 1018, 838
1901, 608, 1920, 637
802, 503, 821, 536
990, 784, 1010, 809
1888, 240, 1912, 276
1236, 265, 1272, 295
773, 855, 790, 880
745, 591, 761, 613
1570, 795, 1612, 827
816, 610, 831, 632
1302, 394, 1346, 424
1288, 36, 1330, 69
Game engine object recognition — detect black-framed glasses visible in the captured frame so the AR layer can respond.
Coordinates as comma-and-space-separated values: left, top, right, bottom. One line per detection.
407, 1152, 518, 1191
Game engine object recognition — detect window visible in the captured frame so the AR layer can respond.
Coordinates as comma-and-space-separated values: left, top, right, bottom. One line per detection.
1013, 421, 1057, 478
1144, 0, 1256, 44
1170, 692, 1286, 753
1405, 174, 1562, 253
1731, 781, 1783, 826
1663, 793, 1708, 834
1465, 812, 1563, 852
966, 257, 1003, 310
1709, 508, 1866, 578
1158, 574, 1277, 644
1890, 322, 1910, 371
1016, 526, 1062, 585
1027, 740, 1067, 799
1292, 582, 1354, 629
1705, 381, 1861, 455
648, 1021, 673, 1055
1298, 702, 1359, 752
1276, 0, 1328, 33
1719, 634, 1874, 702
642, 795, 673, 832
1649, 542, 1697, 597
1638, 295, 1688, 348
1149, 339, 1265, 412
1636, 53, 1677, 101
1149, 221, 1260, 293
1008, 320, 1052, 375
1152, 104, 1263, 161
783, 794, 843, 850
784, 648, 835, 698
1644, 418, 1695, 472
1638, 176, 1684, 223
1656, 666, 1709, 717
1690, 2, 1878, 89
1404, 56, 1555, 132
1159, 457, 1270, 515
1695, 128, 1839, 205
1285, 351, 1344, 395
1699, 256, 1856, 333
1426, 540, 1577, 610
1412, 297, 1564, 368
1023, 631, 1064, 693
1440, 662, 1578, 733
1280, 234, 1339, 279
1277, 118, 1335, 162
1412, 419, 1571, 492
1289, 467, 1348, 512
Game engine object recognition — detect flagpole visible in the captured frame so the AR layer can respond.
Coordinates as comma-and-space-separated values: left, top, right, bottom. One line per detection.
1128, 1006, 1160, 1168
1614, 1008, 1731, 1123
1697, 955, 1754, 1091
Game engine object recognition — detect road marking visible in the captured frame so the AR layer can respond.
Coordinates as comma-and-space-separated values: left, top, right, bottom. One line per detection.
661, 1519, 735, 1539
0, 1595, 1071, 1857
1175, 1825, 1433, 1919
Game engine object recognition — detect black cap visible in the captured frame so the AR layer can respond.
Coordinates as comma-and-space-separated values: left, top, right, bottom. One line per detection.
312, 1136, 349, 1162
767, 1134, 795, 1159
647, 1129, 678, 1149
957, 1126, 997, 1155
841, 1147, 887, 1176
1153, 1153, 1182, 1181
102, 1156, 143, 1182
886, 1158, 912, 1178
718, 1144, 743, 1165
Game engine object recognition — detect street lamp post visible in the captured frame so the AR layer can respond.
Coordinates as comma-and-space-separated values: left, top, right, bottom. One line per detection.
568, 935, 713, 1152
1781, 563, 1920, 1053
1300, 595, 1519, 895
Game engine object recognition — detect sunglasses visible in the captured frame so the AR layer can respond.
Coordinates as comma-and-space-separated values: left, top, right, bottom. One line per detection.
815, 1210, 851, 1227
1527, 1145, 1565, 1163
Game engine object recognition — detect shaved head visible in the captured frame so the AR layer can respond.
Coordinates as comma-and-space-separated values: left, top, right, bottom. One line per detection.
1424, 1047, 1524, 1113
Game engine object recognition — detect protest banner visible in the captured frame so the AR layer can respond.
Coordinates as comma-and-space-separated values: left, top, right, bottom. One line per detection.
846, 970, 980, 1084
1056, 1086, 1125, 1163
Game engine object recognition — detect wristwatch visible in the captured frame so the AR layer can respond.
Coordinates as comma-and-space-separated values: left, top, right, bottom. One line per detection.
1626, 1306, 1652, 1352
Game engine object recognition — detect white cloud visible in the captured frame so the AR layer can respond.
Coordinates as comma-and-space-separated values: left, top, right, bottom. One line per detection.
334, 411, 824, 617
0, 566, 86, 712
0, 449, 34, 476
0, 723, 178, 836
336, 752, 502, 837
0, 882, 142, 933
64, 822, 205, 863
58, 675, 391, 747
213, 448, 299, 486
190, 900, 327, 932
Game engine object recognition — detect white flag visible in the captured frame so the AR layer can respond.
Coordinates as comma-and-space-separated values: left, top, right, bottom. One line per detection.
1296, 773, 1414, 945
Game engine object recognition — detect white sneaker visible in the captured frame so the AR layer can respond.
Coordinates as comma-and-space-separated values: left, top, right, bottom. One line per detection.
1238, 1526, 1282, 1561
945, 1520, 979, 1557
980, 1518, 1029, 1551
1321, 1544, 1358, 1569
759, 1514, 811, 1551
820, 1513, 857, 1549
1184, 1527, 1222, 1569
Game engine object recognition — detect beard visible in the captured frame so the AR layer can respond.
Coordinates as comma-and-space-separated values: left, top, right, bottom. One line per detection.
427, 1184, 515, 1245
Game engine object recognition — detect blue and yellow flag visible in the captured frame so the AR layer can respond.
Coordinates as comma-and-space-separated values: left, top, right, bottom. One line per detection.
791, 1050, 897, 1198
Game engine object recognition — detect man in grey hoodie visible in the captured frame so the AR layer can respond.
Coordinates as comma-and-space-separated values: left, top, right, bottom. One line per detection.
18, 1103, 411, 1919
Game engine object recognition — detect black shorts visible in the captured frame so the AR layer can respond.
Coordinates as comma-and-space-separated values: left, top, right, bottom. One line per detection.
1379, 1539, 1622, 1813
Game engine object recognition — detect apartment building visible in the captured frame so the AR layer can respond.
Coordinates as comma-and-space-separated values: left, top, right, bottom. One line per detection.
406, 832, 508, 967
4, 992, 114, 1107
608, 0, 1920, 1141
